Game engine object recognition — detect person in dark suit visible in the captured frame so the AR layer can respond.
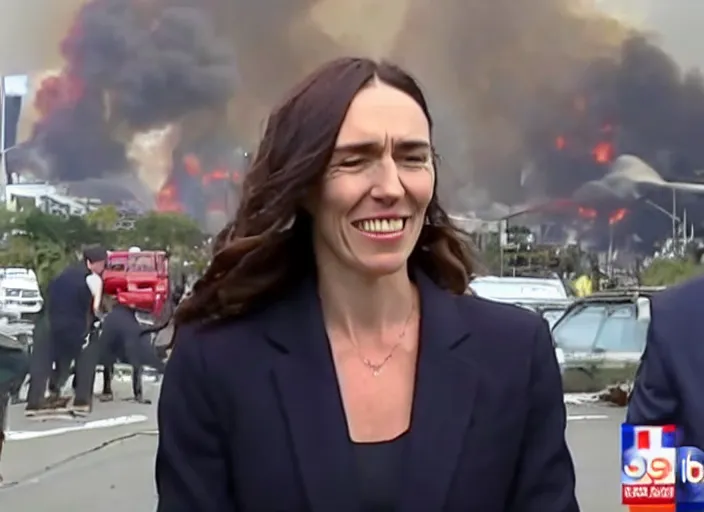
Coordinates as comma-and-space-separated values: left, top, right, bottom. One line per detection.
156, 57, 579, 512
627, 277, 704, 448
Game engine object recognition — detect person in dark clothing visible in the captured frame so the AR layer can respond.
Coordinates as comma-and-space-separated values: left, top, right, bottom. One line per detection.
141, 283, 183, 358
77, 294, 166, 407
25, 246, 107, 416
0, 338, 30, 481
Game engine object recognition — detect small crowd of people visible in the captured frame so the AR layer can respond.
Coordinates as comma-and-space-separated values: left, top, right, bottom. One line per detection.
0, 245, 178, 482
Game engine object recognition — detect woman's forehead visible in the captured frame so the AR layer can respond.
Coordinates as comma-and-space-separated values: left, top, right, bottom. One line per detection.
335, 83, 430, 147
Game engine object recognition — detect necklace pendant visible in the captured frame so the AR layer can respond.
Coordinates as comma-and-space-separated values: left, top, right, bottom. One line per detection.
372, 368, 381, 377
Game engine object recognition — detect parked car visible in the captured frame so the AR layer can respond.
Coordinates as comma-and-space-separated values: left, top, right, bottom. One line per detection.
469, 276, 574, 303
551, 288, 663, 393
0, 268, 43, 318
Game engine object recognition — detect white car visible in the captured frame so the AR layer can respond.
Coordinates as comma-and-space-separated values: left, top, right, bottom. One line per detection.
468, 276, 572, 302
0, 268, 43, 316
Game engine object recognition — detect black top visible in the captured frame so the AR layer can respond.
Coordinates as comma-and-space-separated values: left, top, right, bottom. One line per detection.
47, 263, 92, 330
352, 431, 409, 512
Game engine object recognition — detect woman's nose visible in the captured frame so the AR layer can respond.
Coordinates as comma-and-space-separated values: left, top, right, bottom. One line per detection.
370, 159, 404, 201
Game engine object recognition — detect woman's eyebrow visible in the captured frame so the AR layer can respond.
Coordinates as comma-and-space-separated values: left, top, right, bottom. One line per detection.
391, 140, 431, 152
333, 141, 383, 155
333, 139, 430, 154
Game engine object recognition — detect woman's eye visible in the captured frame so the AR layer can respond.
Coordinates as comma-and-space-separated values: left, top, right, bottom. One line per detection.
337, 158, 367, 169
400, 155, 429, 166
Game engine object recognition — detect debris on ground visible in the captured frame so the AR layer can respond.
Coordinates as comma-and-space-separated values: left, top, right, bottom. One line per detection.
598, 381, 633, 407
563, 381, 634, 407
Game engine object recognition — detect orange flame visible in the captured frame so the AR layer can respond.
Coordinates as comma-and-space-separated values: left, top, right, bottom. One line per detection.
183, 154, 202, 176
156, 181, 183, 213
578, 206, 597, 219
592, 142, 614, 164
201, 169, 230, 185
608, 208, 628, 225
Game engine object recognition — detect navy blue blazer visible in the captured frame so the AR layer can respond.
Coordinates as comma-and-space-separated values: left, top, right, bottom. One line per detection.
627, 276, 704, 448
155, 272, 579, 512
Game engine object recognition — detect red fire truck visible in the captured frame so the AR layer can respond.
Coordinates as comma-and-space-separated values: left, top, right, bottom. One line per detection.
102, 248, 169, 316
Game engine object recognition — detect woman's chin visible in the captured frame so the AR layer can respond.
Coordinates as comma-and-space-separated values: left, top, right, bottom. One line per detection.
352, 254, 409, 278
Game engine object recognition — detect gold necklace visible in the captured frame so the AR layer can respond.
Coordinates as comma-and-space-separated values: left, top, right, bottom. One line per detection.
358, 300, 416, 377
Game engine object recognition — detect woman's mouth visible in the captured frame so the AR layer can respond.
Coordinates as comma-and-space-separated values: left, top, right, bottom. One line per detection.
351, 217, 408, 239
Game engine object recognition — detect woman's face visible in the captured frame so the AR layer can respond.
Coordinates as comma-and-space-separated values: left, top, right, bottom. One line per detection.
311, 80, 435, 278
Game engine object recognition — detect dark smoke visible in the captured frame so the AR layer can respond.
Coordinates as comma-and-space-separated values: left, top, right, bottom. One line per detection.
30, 0, 236, 180
23, 0, 704, 228
525, 35, 704, 200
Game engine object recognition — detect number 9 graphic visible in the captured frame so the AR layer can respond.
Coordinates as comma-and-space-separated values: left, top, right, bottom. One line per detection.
649, 457, 672, 481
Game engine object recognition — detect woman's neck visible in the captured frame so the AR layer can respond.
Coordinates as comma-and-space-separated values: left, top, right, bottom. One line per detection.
316, 260, 417, 349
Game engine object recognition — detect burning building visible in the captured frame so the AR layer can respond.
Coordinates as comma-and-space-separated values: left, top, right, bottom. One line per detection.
4, 0, 704, 243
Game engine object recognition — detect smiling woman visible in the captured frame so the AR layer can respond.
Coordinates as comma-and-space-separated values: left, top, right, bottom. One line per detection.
156, 57, 579, 512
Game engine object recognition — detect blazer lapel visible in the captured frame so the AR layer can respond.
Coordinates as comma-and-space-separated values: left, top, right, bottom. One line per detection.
399, 272, 479, 512
267, 279, 359, 512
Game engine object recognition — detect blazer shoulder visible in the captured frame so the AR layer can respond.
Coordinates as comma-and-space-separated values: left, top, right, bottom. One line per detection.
172, 308, 270, 362
653, 274, 704, 312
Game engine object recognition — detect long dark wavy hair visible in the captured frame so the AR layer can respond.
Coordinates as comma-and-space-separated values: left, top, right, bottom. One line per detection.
176, 57, 478, 324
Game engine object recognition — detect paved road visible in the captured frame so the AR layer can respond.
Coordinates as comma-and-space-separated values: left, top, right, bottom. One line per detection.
0, 386, 626, 511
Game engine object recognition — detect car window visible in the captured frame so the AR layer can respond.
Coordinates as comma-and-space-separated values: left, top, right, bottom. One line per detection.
107, 257, 127, 271
553, 305, 606, 350
553, 303, 647, 353
593, 306, 646, 352
128, 254, 155, 272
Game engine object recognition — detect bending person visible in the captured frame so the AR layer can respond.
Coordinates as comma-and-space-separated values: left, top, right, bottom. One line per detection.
76, 293, 166, 407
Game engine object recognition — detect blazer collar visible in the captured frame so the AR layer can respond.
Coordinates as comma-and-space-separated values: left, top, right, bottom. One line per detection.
266, 269, 478, 512
265, 269, 473, 354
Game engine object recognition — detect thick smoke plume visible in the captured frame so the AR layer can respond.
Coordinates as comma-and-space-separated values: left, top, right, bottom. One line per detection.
16, 0, 704, 219
524, 35, 704, 200
29, 0, 236, 180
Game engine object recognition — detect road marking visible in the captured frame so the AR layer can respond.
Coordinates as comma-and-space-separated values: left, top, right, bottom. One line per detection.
5, 415, 149, 441
567, 414, 609, 421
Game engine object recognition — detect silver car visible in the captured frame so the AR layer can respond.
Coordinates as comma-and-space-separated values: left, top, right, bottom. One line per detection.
552, 291, 654, 393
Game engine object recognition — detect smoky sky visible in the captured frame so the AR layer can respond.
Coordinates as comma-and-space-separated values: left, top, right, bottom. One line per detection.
523, 34, 704, 202
31, 0, 237, 180
16, 0, 704, 211
61, 0, 236, 129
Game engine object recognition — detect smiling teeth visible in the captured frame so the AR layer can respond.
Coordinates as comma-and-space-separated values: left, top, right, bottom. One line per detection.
357, 218, 405, 233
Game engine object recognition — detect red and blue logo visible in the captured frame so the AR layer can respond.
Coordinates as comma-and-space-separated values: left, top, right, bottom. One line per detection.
621, 424, 677, 505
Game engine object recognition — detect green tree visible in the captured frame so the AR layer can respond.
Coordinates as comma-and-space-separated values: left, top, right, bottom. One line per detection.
641, 258, 704, 287
85, 205, 120, 231
131, 212, 206, 254
0, 210, 105, 291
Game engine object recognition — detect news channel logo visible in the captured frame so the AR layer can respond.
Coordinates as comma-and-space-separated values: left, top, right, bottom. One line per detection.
621, 424, 677, 486
677, 446, 704, 508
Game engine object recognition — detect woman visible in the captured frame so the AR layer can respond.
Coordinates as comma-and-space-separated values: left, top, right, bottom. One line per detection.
156, 57, 579, 512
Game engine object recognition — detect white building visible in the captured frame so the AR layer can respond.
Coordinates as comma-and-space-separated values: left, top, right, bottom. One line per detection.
5, 182, 100, 216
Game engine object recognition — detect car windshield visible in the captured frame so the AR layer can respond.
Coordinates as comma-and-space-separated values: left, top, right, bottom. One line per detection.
552, 302, 648, 353
107, 254, 156, 272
